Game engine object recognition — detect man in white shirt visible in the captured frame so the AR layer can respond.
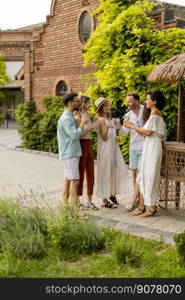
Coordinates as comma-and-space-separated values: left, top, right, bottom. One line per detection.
120, 93, 144, 211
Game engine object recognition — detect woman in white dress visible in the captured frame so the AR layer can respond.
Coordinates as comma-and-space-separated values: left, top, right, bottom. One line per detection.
124, 90, 166, 217
95, 97, 129, 208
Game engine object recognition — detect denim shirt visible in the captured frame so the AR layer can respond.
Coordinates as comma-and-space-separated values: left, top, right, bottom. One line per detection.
57, 110, 82, 160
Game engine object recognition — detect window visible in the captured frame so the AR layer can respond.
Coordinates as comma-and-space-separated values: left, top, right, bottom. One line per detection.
56, 81, 68, 97
79, 11, 92, 44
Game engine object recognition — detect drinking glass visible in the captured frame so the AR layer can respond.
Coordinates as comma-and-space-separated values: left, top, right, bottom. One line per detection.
112, 118, 121, 130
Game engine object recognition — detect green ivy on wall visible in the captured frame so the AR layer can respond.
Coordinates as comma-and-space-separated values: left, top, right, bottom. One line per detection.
83, 0, 185, 160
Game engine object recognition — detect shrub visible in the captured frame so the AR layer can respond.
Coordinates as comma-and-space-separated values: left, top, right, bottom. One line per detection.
112, 233, 143, 267
91, 131, 97, 158
15, 101, 42, 150
0, 112, 4, 126
15, 96, 64, 153
38, 96, 64, 153
48, 206, 105, 259
174, 232, 185, 267
119, 135, 130, 164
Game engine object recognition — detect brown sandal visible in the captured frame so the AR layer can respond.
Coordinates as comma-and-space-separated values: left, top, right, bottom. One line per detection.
141, 209, 158, 217
129, 207, 145, 216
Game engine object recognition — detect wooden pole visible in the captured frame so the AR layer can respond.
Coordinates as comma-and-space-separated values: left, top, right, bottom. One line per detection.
177, 81, 183, 142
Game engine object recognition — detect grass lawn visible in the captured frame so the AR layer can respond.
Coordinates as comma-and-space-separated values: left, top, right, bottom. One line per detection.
3, 237, 184, 278
0, 197, 185, 278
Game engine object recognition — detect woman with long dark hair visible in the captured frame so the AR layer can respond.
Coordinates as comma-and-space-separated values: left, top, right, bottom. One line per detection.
74, 95, 98, 210
124, 90, 166, 217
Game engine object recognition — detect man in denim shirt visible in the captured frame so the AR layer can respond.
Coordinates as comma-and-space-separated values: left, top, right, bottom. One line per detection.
57, 92, 88, 207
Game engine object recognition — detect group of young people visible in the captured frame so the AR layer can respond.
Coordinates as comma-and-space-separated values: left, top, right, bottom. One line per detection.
57, 90, 166, 218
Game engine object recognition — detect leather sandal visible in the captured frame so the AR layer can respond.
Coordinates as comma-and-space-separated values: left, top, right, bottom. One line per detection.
85, 202, 99, 210
90, 202, 99, 210
141, 209, 158, 217
129, 207, 145, 216
101, 200, 118, 209
78, 203, 89, 211
109, 195, 119, 205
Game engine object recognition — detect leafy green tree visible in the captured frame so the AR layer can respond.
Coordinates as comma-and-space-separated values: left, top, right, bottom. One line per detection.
0, 55, 10, 99
0, 55, 9, 86
84, 0, 185, 144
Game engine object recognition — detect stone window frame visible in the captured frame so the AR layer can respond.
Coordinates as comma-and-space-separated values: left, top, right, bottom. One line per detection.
77, 8, 95, 48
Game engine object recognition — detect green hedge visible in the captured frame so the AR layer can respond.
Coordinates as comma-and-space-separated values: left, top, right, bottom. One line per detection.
16, 97, 64, 153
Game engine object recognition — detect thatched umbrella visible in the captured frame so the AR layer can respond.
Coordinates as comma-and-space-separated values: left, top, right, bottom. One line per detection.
148, 52, 185, 142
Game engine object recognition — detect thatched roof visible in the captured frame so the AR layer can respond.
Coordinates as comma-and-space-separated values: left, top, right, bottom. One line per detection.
148, 53, 185, 83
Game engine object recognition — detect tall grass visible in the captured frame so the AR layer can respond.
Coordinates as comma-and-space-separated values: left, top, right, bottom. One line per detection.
112, 233, 143, 267
48, 205, 106, 260
0, 198, 48, 259
0, 197, 185, 278
0, 198, 105, 262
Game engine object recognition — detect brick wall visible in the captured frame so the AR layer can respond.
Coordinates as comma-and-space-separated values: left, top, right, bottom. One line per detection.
0, 27, 43, 61
152, 1, 185, 30
26, 0, 99, 110
0, 42, 33, 61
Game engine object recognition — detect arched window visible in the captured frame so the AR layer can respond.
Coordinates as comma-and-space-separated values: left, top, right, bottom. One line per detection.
79, 11, 92, 44
56, 81, 68, 97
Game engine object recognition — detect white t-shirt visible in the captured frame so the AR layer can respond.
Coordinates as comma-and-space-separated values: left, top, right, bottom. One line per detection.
120, 105, 144, 151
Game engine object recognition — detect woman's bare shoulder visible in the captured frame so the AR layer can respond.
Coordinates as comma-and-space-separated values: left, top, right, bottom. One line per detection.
96, 117, 107, 130
151, 109, 162, 116
97, 117, 106, 123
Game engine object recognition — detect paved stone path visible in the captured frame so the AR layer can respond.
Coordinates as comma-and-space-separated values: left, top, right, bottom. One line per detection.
0, 128, 21, 149
0, 128, 185, 245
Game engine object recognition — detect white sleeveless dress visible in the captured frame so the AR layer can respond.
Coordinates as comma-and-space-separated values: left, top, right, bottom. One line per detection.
96, 118, 129, 199
137, 115, 166, 206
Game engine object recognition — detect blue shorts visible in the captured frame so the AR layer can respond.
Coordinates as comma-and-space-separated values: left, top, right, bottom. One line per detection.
129, 150, 142, 170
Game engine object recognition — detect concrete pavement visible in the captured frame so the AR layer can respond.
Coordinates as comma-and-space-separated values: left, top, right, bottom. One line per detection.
0, 128, 22, 149
0, 129, 185, 245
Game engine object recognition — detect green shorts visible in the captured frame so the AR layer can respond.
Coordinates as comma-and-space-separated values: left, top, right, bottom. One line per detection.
129, 150, 142, 170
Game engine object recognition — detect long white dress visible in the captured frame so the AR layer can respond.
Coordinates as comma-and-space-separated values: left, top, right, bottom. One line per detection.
137, 114, 166, 206
96, 118, 129, 199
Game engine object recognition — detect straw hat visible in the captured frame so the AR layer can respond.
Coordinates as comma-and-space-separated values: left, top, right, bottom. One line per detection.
95, 97, 112, 112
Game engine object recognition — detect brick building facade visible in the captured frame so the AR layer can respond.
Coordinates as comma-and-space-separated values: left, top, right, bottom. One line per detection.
0, 24, 43, 125
1, 0, 185, 117
0, 25, 42, 63
24, 0, 99, 110
24, 0, 185, 111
